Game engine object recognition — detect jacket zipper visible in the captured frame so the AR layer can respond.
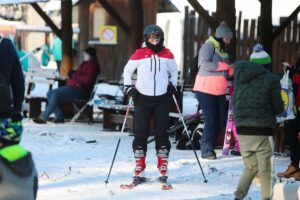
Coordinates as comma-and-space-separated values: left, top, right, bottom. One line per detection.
154, 54, 157, 96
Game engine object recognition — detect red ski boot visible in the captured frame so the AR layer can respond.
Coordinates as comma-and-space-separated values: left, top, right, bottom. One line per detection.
157, 148, 169, 177
133, 149, 146, 177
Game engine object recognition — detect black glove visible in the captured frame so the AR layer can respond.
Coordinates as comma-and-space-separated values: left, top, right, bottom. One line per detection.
123, 85, 138, 97
10, 111, 23, 122
68, 69, 76, 79
167, 84, 177, 95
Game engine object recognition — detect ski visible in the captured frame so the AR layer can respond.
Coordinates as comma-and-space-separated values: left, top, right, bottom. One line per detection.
222, 97, 234, 156
120, 176, 149, 189
222, 90, 241, 156
157, 176, 173, 190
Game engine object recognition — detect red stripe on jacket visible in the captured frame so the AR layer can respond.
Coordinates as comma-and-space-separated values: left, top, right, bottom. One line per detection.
130, 47, 174, 60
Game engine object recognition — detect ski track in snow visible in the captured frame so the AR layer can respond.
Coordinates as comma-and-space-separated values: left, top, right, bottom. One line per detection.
20, 119, 299, 200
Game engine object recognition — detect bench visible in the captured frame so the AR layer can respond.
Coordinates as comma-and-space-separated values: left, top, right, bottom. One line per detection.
97, 104, 134, 131
24, 68, 57, 118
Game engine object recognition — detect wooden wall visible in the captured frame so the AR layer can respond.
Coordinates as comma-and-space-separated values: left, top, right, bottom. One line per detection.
184, 7, 300, 83
78, 0, 157, 81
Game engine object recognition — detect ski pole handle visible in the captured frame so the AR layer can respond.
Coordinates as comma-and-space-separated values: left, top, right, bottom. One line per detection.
120, 97, 133, 134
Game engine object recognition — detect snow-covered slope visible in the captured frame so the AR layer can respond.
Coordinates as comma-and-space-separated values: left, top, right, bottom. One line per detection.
20, 120, 299, 200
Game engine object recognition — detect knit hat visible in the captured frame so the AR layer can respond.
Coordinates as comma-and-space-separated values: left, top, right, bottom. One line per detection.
84, 47, 97, 58
249, 44, 272, 65
215, 24, 233, 39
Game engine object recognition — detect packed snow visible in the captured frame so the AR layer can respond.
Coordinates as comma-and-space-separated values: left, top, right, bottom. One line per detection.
20, 119, 299, 200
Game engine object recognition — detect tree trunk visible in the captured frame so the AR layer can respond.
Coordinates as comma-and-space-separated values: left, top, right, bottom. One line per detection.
216, 0, 236, 62
60, 0, 73, 77
259, 0, 272, 59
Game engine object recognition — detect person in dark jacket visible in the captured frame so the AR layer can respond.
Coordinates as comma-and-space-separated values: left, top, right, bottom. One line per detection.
0, 111, 38, 200
0, 36, 25, 118
233, 44, 284, 200
33, 47, 100, 124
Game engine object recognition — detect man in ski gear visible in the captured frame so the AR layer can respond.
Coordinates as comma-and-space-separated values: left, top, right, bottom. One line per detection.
0, 37, 37, 199
193, 23, 233, 159
233, 44, 284, 200
123, 24, 178, 181
277, 60, 300, 180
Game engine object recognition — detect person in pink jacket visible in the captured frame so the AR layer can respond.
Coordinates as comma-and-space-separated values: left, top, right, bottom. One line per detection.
193, 24, 233, 159
33, 47, 100, 124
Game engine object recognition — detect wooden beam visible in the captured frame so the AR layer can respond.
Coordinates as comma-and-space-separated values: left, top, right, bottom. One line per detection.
30, 3, 62, 39
60, 0, 73, 77
97, 0, 131, 35
187, 0, 217, 29
272, 4, 300, 41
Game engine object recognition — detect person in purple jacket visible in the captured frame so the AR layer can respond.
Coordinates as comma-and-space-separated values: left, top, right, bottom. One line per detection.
33, 47, 100, 124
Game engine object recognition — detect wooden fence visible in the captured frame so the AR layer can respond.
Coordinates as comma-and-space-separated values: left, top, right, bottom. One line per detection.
183, 7, 300, 84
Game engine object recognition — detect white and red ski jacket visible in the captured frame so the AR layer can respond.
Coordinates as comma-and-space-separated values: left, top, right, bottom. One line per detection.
123, 45, 178, 96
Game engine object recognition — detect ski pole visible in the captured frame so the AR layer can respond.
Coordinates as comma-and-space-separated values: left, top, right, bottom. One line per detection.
105, 97, 133, 185
172, 94, 208, 183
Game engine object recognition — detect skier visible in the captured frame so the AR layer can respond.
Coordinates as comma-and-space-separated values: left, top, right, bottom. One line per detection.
122, 25, 178, 185
193, 23, 234, 159
233, 44, 284, 200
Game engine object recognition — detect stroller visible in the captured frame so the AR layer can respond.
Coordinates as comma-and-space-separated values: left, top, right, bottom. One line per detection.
147, 110, 205, 150
174, 110, 204, 150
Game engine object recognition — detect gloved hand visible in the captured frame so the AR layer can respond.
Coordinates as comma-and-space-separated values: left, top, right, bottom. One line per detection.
122, 85, 138, 98
10, 111, 22, 122
68, 69, 76, 79
167, 84, 177, 96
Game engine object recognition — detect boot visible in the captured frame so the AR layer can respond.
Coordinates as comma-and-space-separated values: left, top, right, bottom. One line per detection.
293, 171, 300, 181
157, 147, 169, 177
133, 149, 146, 177
230, 149, 241, 156
277, 165, 299, 178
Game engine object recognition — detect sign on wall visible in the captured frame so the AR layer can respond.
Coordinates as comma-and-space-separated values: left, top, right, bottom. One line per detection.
99, 25, 117, 45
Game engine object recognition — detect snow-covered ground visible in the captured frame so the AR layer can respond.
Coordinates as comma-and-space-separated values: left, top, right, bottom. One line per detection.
21, 120, 299, 200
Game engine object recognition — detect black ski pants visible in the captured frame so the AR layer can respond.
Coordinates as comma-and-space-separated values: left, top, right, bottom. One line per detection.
132, 93, 171, 153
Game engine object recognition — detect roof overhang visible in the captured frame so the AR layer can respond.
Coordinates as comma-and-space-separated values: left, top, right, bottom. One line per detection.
0, 0, 49, 5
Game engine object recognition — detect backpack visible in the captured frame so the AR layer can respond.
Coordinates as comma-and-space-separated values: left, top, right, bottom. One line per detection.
0, 37, 12, 112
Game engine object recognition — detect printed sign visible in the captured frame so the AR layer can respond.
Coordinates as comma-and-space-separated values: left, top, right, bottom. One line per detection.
99, 26, 117, 45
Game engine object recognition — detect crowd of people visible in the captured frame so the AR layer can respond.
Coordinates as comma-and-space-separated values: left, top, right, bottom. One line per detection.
0, 19, 299, 199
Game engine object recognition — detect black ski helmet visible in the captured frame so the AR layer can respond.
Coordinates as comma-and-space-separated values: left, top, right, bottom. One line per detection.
143, 25, 164, 42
